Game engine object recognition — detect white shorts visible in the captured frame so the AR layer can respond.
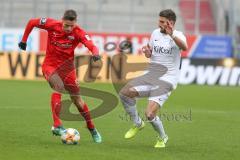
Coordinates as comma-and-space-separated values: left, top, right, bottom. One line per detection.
127, 63, 175, 107
133, 83, 172, 107
129, 77, 173, 107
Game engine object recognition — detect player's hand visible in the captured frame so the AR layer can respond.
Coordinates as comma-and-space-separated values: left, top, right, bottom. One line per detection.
165, 20, 174, 36
92, 55, 101, 62
142, 45, 152, 58
18, 42, 27, 50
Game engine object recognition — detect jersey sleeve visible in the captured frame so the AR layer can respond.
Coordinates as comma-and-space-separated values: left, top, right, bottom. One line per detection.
21, 18, 54, 42
173, 30, 187, 47
36, 18, 55, 30
78, 29, 99, 55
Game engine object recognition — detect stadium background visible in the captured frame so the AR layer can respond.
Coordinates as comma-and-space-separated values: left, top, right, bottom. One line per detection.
0, 0, 240, 160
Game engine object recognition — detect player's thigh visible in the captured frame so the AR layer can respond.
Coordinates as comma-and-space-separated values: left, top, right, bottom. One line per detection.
48, 73, 65, 92
62, 71, 84, 107
131, 74, 158, 98
42, 66, 65, 92
61, 69, 80, 96
120, 75, 152, 98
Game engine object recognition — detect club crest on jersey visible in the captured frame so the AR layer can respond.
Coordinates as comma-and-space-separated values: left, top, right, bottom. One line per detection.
40, 18, 47, 25
85, 35, 91, 41
68, 36, 75, 41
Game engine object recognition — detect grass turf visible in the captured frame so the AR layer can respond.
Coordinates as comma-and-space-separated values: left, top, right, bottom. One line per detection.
0, 80, 239, 160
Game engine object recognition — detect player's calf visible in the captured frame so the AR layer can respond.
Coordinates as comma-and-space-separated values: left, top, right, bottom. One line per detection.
145, 102, 159, 121
51, 92, 62, 127
70, 95, 102, 143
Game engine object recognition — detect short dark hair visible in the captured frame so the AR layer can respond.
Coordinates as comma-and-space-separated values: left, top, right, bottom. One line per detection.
159, 9, 176, 22
63, 9, 77, 21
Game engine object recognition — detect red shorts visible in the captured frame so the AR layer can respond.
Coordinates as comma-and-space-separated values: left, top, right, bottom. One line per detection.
42, 64, 80, 94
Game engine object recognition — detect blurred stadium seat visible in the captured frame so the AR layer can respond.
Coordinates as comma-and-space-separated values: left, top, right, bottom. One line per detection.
0, 0, 183, 33
0, 0, 239, 56
0, 0, 238, 35
179, 0, 216, 34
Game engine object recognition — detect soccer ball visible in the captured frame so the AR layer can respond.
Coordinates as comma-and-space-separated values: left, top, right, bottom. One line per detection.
61, 128, 80, 145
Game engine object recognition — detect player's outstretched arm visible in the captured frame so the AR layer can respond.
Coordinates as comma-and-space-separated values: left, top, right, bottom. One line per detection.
19, 18, 52, 51
18, 18, 41, 50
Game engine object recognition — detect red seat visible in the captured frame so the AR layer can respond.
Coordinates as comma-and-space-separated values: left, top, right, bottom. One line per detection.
179, 0, 216, 34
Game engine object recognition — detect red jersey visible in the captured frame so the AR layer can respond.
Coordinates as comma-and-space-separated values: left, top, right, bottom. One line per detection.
21, 18, 99, 68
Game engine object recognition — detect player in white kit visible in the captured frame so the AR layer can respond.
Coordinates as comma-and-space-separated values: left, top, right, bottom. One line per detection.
119, 9, 188, 148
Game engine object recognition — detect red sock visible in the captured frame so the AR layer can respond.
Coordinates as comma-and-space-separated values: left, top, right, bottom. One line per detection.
78, 103, 95, 129
51, 92, 62, 127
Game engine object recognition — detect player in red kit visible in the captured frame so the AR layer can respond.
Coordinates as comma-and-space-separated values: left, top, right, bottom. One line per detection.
18, 9, 102, 143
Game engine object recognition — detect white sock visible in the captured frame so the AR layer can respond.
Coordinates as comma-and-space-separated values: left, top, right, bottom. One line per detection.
119, 94, 142, 127
149, 116, 167, 139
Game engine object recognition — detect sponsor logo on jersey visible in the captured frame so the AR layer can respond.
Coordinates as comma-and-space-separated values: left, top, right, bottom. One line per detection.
68, 36, 75, 41
40, 18, 47, 25
154, 45, 173, 55
52, 41, 73, 48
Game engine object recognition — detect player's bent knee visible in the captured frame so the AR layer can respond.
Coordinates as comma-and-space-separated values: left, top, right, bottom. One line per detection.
145, 111, 156, 121
71, 99, 78, 106
71, 97, 81, 107
119, 87, 129, 96
70, 95, 84, 107
129, 88, 138, 95
120, 87, 138, 98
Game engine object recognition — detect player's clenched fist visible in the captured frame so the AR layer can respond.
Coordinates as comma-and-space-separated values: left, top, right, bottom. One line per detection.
142, 45, 152, 58
18, 42, 27, 50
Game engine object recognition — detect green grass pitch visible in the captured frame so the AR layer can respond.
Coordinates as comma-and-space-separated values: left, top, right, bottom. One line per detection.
0, 80, 239, 160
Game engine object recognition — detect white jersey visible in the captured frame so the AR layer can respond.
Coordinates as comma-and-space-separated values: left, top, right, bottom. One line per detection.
148, 28, 187, 88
